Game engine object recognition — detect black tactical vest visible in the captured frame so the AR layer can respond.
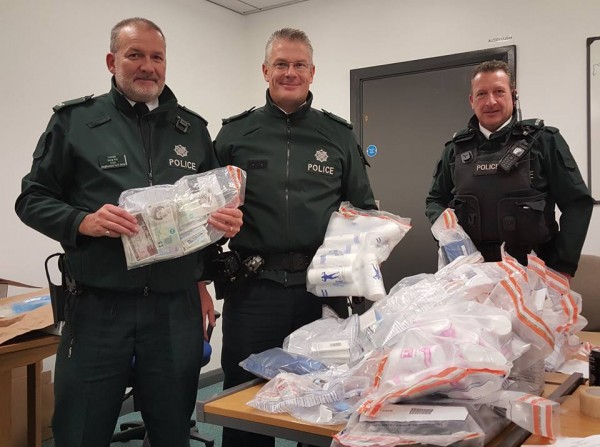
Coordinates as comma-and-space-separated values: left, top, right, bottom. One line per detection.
450, 119, 556, 262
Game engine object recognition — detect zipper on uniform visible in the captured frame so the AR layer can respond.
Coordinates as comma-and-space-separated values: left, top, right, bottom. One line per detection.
285, 117, 291, 250
137, 113, 154, 186
137, 112, 154, 290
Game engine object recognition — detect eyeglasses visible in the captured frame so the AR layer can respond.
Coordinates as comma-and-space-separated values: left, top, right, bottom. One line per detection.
269, 62, 313, 72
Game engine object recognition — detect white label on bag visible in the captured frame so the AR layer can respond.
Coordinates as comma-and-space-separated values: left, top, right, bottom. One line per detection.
359, 404, 468, 422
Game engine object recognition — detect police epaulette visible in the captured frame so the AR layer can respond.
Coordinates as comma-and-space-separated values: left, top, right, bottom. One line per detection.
178, 105, 208, 125
53, 95, 94, 112
520, 118, 545, 130
518, 118, 550, 136
452, 127, 474, 143
222, 107, 256, 125
321, 109, 353, 129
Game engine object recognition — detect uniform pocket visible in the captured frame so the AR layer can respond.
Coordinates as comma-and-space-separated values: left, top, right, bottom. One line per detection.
557, 146, 585, 185
497, 193, 550, 247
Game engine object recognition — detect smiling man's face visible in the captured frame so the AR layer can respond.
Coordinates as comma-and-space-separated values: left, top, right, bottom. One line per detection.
106, 24, 166, 103
469, 69, 514, 132
262, 38, 315, 114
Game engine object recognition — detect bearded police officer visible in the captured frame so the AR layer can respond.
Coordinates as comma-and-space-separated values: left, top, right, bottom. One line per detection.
426, 60, 593, 278
15, 18, 242, 447
214, 28, 376, 447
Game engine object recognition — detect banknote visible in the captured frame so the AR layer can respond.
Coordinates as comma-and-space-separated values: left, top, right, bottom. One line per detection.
180, 223, 211, 253
126, 213, 159, 261
146, 202, 183, 259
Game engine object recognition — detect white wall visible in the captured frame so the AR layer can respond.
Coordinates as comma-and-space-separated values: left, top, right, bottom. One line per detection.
1, 0, 599, 375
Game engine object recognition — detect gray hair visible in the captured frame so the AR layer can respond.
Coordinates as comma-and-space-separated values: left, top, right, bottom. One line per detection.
471, 60, 515, 90
264, 28, 313, 63
110, 17, 165, 53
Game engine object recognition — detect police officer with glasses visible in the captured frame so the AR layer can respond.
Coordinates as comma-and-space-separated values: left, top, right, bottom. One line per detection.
213, 27, 376, 447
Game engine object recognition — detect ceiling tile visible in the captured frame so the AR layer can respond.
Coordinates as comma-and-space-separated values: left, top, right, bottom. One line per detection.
205, 0, 255, 14
206, 0, 309, 15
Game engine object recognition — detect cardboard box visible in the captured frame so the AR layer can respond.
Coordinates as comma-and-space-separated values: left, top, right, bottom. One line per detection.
0, 278, 39, 299
0, 288, 54, 345
10, 368, 54, 446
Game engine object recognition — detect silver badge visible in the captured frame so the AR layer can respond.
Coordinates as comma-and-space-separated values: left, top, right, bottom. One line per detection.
315, 149, 328, 163
174, 145, 188, 158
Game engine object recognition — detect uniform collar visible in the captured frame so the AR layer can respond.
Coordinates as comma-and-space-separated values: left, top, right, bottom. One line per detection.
264, 89, 313, 119
479, 116, 513, 139
124, 97, 159, 111
468, 114, 516, 141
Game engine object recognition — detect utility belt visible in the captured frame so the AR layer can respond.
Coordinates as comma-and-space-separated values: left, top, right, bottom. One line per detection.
44, 253, 177, 324
246, 251, 314, 273
209, 249, 314, 299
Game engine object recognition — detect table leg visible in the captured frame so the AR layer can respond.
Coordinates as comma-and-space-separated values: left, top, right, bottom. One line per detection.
0, 370, 12, 447
26, 361, 42, 447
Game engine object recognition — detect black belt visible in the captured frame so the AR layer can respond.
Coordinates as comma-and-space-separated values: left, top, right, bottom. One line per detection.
252, 251, 314, 272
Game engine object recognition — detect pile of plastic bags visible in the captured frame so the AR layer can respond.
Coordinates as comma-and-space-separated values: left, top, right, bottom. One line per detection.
240, 206, 588, 447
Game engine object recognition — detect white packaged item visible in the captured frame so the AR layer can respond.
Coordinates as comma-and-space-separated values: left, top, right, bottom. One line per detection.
307, 202, 411, 301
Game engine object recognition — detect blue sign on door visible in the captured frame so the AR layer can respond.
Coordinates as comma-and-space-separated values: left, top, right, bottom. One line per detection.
366, 145, 378, 157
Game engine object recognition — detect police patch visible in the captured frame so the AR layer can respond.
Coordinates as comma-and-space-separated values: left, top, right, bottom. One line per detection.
174, 145, 188, 157
315, 149, 329, 162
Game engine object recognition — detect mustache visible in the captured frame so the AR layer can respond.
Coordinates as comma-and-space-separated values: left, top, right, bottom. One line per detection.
135, 74, 158, 81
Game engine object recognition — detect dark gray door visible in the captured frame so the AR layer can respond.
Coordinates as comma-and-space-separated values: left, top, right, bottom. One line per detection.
351, 47, 516, 291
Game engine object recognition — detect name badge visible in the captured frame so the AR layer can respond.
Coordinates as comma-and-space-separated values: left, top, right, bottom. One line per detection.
248, 159, 268, 169
98, 154, 127, 169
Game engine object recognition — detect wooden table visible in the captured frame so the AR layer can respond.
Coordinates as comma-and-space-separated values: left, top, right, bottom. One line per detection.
0, 302, 60, 447
197, 331, 600, 446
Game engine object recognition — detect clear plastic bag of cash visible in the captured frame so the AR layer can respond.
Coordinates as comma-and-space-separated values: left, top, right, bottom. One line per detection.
306, 202, 411, 302
118, 166, 245, 269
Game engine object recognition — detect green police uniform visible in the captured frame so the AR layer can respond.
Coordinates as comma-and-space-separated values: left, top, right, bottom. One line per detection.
15, 80, 217, 447
426, 115, 593, 276
214, 91, 376, 447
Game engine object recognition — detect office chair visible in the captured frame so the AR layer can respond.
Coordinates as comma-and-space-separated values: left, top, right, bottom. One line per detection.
112, 313, 219, 446
571, 254, 600, 332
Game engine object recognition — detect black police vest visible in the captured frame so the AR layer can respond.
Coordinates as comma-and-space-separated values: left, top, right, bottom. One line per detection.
450, 121, 555, 262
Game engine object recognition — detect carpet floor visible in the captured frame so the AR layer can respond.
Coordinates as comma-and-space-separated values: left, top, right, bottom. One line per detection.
42, 382, 295, 447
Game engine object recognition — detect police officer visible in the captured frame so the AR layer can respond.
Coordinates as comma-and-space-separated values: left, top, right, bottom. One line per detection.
15, 18, 242, 447
214, 28, 376, 447
426, 60, 593, 277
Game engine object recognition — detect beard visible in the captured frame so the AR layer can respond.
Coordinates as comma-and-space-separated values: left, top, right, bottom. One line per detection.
115, 72, 164, 103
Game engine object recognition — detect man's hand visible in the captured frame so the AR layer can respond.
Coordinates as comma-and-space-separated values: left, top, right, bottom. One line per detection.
208, 207, 243, 238
78, 204, 139, 238
198, 282, 216, 340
